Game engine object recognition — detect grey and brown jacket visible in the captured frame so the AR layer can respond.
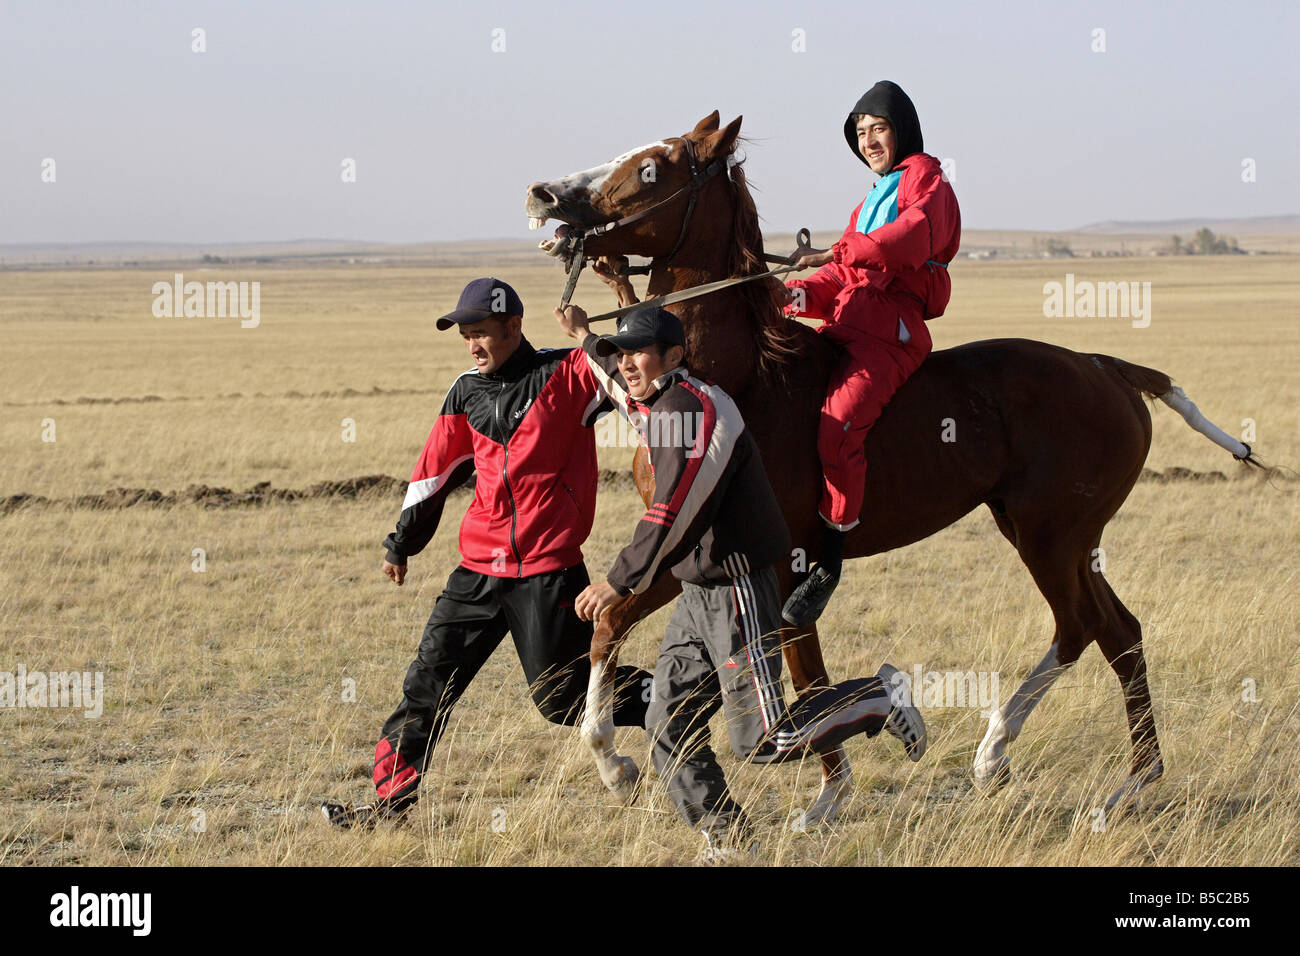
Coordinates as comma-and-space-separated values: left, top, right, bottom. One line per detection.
581, 334, 791, 594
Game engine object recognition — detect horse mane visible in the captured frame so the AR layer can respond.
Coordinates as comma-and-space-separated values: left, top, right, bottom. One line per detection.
724, 147, 802, 378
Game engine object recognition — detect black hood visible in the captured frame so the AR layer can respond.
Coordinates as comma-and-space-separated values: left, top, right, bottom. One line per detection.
843, 80, 924, 169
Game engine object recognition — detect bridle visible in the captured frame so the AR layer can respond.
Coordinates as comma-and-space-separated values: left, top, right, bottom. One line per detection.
558, 135, 734, 309
552, 137, 825, 323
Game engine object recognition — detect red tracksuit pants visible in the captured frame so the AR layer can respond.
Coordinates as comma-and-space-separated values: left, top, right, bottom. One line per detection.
817, 287, 932, 530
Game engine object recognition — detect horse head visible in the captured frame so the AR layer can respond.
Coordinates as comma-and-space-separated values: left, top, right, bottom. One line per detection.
524, 111, 743, 262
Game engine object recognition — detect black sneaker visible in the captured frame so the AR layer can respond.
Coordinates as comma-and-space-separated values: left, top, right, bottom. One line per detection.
320, 797, 415, 830
781, 565, 841, 626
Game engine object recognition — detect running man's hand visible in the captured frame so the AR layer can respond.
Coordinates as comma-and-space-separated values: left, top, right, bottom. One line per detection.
592, 256, 638, 307
575, 581, 621, 621
383, 560, 407, 586
554, 304, 591, 340
794, 250, 834, 271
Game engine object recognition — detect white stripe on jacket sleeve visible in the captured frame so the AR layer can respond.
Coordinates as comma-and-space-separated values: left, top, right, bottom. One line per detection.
402, 453, 474, 510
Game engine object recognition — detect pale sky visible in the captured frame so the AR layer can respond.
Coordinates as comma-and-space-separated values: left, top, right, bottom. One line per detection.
2, 0, 1296, 244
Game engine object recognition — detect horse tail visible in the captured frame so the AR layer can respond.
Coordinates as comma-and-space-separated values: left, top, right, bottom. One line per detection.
1105, 356, 1265, 468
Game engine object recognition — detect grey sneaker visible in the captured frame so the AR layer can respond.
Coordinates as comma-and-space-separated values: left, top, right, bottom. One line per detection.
781, 565, 841, 626
695, 814, 758, 865
877, 664, 927, 761
697, 831, 757, 866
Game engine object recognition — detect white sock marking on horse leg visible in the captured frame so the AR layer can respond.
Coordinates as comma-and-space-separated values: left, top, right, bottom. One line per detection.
581, 659, 639, 795
797, 747, 853, 829
581, 658, 614, 755
975, 644, 1068, 786
1159, 386, 1250, 458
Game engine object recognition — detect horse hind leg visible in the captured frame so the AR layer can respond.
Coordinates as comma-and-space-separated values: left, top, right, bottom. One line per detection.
974, 531, 1105, 791
1094, 575, 1163, 812
974, 642, 1071, 790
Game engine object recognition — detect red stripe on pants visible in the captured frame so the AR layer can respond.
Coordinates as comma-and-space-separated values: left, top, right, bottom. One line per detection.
374, 738, 420, 800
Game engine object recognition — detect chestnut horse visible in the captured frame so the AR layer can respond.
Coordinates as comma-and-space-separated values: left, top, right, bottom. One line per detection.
525, 112, 1257, 822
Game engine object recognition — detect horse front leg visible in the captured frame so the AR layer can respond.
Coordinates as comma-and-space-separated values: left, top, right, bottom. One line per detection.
582, 610, 638, 798
581, 572, 683, 798
782, 621, 854, 828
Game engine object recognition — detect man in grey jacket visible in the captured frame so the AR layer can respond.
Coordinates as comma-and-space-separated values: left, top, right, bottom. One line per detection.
556, 303, 926, 861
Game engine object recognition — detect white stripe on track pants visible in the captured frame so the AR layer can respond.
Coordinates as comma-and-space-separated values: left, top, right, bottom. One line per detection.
645, 565, 892, 832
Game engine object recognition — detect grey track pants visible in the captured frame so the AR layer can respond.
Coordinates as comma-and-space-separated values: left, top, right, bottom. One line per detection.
645, 566, 893, 832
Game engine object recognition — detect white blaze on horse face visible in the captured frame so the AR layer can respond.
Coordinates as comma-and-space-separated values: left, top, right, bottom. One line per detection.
549, 141, 671, 203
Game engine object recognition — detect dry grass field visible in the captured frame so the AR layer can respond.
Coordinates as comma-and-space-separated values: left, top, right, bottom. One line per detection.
1, 251, 1297, 866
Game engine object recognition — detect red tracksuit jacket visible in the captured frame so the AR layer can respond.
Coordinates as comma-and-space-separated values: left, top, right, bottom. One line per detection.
787, 151, 961, 326
382, 339, 611, 577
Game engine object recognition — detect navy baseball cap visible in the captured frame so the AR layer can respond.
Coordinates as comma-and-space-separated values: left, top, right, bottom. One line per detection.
435, 277, 524, 330
594, 306, 686, 356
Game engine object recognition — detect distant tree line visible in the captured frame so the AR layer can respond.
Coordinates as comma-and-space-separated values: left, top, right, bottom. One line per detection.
1167, 228, 1242, 255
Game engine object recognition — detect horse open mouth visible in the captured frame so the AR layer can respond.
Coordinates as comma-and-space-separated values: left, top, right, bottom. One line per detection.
527, 185, 604, 258
527, 182, 606, 258
537, 222, 578, 259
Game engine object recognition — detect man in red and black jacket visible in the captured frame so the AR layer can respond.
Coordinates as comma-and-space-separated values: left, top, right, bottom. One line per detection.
323, 278, 651, 827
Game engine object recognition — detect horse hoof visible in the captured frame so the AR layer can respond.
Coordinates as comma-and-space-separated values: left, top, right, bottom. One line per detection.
973, 755, 1011, 793
602, 755, 641, 801
1104, 760, 1163, 814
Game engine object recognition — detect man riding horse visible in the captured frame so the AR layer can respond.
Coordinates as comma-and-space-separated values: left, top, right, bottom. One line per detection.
782, 80, 961, 627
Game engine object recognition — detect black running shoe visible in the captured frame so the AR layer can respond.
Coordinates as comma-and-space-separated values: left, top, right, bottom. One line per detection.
781, 565, 841, 626
320, 798, 415, 830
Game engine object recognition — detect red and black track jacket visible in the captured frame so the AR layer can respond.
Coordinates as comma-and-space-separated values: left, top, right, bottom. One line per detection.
383, 338, 610, 578
581, 335, 791, 594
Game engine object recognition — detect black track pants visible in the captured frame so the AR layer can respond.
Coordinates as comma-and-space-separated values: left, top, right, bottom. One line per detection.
375, 564, 652, 801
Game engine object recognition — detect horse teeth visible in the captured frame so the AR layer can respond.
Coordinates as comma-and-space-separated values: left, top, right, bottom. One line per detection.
529, 216, 548, 231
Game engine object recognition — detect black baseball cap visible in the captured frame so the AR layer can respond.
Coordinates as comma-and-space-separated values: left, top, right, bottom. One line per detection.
593, 306, 686, 356
435, 277, 524, 330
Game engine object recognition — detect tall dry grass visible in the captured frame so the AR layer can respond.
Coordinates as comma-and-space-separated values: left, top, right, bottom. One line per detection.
1, 254, 1296, 865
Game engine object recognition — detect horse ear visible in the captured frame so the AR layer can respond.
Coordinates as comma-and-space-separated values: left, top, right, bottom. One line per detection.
692, 111, 720, 133
699, 115, 743, 160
